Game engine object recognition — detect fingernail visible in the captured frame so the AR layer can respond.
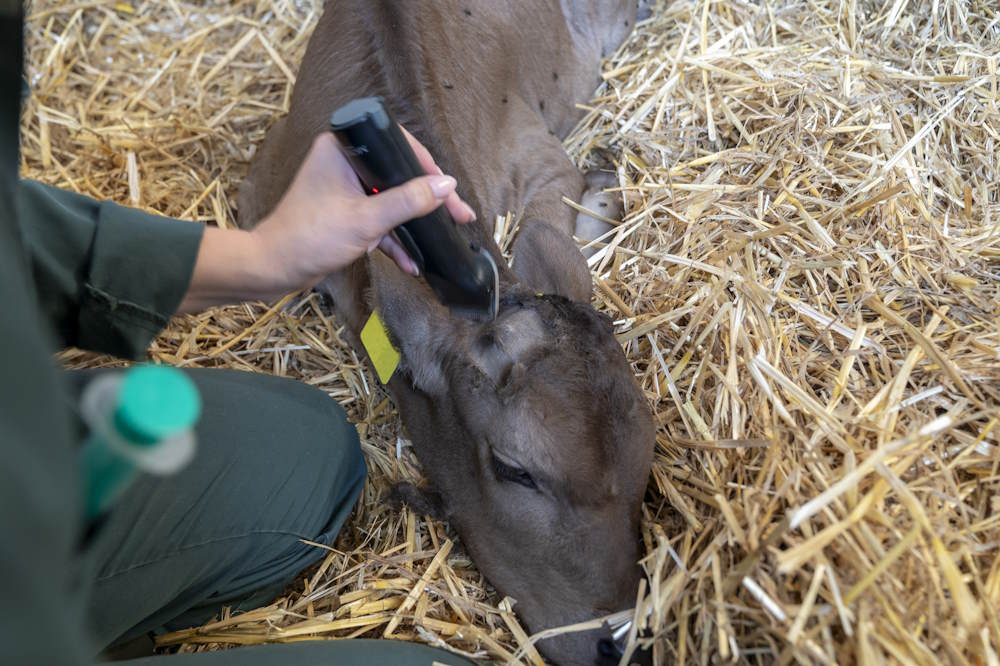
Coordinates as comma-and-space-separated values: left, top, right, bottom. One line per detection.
429, 175, 457, 198
463, 202, 477, 221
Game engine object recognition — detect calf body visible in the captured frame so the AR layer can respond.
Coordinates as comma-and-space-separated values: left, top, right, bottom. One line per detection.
239, 2, 655, 664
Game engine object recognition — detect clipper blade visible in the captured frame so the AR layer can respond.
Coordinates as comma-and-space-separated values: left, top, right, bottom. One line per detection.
329, 97, 499, 323
450, 247, 500, 322
444, 247, 499, 322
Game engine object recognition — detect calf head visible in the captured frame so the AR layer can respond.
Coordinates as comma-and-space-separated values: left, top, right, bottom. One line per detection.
371, 255, 655, 665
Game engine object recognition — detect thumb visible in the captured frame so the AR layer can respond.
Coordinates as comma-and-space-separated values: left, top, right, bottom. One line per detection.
366, 175, 457, 235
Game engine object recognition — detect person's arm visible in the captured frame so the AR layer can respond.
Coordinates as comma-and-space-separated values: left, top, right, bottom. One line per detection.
178, 131, 474, 312
18, 131, 473, 352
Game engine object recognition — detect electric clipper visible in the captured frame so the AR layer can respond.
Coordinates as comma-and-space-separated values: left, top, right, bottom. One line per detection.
330, 97, 499, 322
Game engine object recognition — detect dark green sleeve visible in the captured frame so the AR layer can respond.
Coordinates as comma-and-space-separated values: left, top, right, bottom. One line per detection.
16, 181, 204, 360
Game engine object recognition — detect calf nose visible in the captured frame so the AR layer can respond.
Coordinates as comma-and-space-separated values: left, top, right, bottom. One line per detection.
596, 636, 621, 662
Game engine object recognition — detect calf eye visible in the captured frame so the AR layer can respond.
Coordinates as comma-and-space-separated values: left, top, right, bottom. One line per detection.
491, 452, 537, 490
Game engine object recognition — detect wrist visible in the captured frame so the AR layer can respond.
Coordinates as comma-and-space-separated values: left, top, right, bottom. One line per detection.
245, 224, 305, 297
178, 226, 297, 313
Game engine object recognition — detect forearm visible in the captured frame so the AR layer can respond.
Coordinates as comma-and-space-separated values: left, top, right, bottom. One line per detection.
177, 227, 291, 313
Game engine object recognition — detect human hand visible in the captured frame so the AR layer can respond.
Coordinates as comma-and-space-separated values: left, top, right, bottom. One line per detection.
179, 127, 475, 313
251, 128, 476, 292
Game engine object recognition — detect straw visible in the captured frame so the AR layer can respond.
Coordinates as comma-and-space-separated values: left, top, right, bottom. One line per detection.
23, 0, 1000, 662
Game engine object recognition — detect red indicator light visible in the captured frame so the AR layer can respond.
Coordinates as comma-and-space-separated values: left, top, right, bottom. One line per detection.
371, 187, 379, 194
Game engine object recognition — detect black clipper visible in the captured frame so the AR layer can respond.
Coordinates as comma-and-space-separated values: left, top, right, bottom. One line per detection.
330, 97, 499, 321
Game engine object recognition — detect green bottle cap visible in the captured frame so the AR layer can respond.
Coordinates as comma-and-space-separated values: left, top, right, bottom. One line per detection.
114, 366, 201, 446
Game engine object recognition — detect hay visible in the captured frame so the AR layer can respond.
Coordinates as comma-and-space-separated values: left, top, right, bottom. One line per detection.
21, 0, 1000, 663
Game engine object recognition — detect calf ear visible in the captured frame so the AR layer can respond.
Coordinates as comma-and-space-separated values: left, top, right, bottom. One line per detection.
368, 253, 461, 395
511, 218, 592, 302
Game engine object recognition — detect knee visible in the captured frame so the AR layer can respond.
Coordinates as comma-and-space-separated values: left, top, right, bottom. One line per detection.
264, 380, 367, 547
183, 369, 367, 536
269, 377, 367, 499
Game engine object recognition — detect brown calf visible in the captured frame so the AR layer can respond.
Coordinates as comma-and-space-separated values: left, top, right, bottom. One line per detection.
239, 2, 655, 663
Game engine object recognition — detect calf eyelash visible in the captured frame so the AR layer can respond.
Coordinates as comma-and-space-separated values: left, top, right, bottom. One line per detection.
490, 452, 537, 490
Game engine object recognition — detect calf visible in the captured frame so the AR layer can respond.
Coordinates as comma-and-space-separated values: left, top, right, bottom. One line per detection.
238, 2, 655, 663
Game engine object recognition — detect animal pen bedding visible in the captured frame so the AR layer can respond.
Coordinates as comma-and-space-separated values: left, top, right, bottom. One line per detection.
21, 0, 1000, 663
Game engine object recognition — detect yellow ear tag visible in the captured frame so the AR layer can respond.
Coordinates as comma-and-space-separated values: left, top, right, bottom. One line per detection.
360, 310, 401, 384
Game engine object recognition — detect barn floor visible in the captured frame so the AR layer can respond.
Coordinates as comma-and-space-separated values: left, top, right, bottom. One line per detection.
22, 0, 1000, 663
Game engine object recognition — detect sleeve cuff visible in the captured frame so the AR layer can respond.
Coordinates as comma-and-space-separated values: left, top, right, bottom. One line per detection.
78, 201, 203, 360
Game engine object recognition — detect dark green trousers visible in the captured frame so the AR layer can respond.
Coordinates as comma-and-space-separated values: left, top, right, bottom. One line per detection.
72, 369, 475, 666
72, 368, 365, 649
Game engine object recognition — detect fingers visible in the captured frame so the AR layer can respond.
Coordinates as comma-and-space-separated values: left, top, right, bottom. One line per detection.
444, 192, 477, 224
400, 125, 440, 176
400, 125, 477, 224
365, 174, 457, 238
376, 235, 419, 276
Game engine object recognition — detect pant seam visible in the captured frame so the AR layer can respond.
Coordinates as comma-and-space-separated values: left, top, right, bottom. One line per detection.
95, 528, 323, 583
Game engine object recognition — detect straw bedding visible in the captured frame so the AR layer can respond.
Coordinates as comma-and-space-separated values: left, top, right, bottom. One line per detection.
22, 0, 1000, 663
